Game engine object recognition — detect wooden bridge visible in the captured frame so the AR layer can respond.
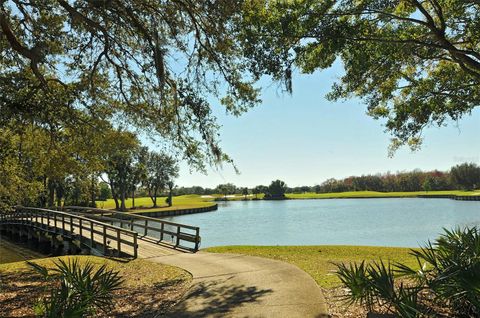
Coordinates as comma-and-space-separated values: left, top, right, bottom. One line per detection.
0, 206, 201, 259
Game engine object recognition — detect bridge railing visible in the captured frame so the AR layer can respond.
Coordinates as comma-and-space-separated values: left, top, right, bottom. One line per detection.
63, 206, 201, 251
0, 207, 138, 258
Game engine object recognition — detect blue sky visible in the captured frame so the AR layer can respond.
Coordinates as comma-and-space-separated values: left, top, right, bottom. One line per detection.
175, 66, 480, 188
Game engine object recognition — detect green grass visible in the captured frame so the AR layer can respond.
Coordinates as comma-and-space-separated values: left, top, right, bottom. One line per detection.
0, 239, 44, 264
97, 194, 216, 213
0, 255, 190, 288
205, 245, 419, 288
286, 190, 480, 199
95, 191, 479, 212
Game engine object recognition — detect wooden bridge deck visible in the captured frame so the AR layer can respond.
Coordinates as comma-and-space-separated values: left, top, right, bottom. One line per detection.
0, 207, 200, 259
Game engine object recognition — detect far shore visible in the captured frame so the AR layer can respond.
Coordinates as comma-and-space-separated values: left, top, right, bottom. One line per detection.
93, 190, 480, 215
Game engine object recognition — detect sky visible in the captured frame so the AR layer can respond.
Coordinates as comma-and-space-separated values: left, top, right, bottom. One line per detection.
173, 64, 480, 188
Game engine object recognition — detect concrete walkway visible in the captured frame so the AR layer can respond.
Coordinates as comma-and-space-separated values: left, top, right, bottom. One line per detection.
151, 252, 328, 318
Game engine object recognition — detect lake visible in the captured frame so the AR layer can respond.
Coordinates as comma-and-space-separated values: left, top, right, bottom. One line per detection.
162, 198, 480, 248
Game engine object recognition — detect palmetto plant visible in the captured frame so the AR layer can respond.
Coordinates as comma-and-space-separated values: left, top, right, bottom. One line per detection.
336, 227, 480, 318
28, 259, 123, 318
336, 260, 424, 317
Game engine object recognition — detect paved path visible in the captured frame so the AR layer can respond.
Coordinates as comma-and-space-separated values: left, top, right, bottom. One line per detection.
151, 252, 328, 318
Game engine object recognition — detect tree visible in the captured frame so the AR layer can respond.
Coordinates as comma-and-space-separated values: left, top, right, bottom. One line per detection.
242, 187, 249, 199
144, 152, 179, 208
450, 163, 480, 191
215, 183, 236, 199
239, 1, 480, 150
130, 147, 148, 209
0, 1, 260, 169
102, 130, 140, 211
166, 181, 175, 207
252, 185, 266, 199
0, 128, 42, 210
264, 180, 287, 200
98, 182, 112, 201
423, 177, 432, 193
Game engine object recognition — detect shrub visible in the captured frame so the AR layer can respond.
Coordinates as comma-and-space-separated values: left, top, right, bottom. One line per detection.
28, 258, 123, 317
336, 227, 480, 317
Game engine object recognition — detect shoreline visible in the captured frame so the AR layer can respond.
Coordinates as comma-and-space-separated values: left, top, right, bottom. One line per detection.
217, 192, 480, 202
129, 203, 218, 217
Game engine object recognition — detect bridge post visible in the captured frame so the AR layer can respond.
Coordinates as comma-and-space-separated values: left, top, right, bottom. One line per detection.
79, 219, 83, 245
116, 229, 121, 256
195, 228, 200, 251
160, 223, 164, 241
133, 233, 138, 258
175, 226, 180, 247
90, 220, 94, 248
103, 226, 108, 255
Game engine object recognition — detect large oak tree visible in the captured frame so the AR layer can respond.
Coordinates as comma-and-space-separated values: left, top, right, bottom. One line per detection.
239, 0, 480, 150
0, 0, 259, 168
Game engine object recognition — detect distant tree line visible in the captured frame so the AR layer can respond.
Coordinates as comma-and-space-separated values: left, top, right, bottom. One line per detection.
291, 163, 480, 193
172, 163, 480, 199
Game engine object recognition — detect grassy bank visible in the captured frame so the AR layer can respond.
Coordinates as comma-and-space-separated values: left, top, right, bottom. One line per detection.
97, 194, 216, 213
0, 255, 191, 316
0, 238, 44, 264
205, 245, 418, 288
286, 190, 480, 200
93, 191, 479, 213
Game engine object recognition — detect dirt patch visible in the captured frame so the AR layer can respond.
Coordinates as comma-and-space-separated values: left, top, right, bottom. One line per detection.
323, 287, 367, 318
0, 269, 191, 317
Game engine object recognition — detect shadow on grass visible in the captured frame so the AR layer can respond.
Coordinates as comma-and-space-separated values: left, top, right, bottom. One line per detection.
164, 277, 273, 318
0, 270, 190, 318
0, 270, 44, 317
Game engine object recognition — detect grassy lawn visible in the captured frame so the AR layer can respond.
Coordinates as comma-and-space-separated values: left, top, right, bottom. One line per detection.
0, 255, 191, 316
205, 245, 418, 289
0, 239, 44, 264
286, 190, 480, 199
0, 255, 190, 288
97, 194, 216, 213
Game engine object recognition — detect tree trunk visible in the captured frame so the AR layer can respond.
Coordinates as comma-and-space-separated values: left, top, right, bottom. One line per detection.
56, 190, 62, 208
168, 187, 173, 207
90, 175, 96, 208
41, 175, 48, 207
110, 182, 120, 210
120, 185, 127, 212
132, 189, 136, 209
152, 188, 158, 208
47, 180, 55, 207
114, 196, 120, 210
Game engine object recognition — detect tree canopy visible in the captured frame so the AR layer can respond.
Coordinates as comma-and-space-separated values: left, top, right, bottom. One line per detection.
239, 0, 480, 150
450, 163, 480, 191
0, 0, 259, 168
265, 179, 287, 199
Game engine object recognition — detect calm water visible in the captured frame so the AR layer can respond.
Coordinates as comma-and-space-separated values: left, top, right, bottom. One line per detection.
162, 198, 480, 248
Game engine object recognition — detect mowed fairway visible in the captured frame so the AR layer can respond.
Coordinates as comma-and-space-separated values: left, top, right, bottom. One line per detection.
205, 245, 419, 288
97, 194, 216, 213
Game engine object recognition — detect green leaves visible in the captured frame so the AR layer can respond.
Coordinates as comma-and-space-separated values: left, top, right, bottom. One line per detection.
336, 227, 480, 317
28, 258, 123, 318
239, 0, 480, 150
1, 0, 261, 168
